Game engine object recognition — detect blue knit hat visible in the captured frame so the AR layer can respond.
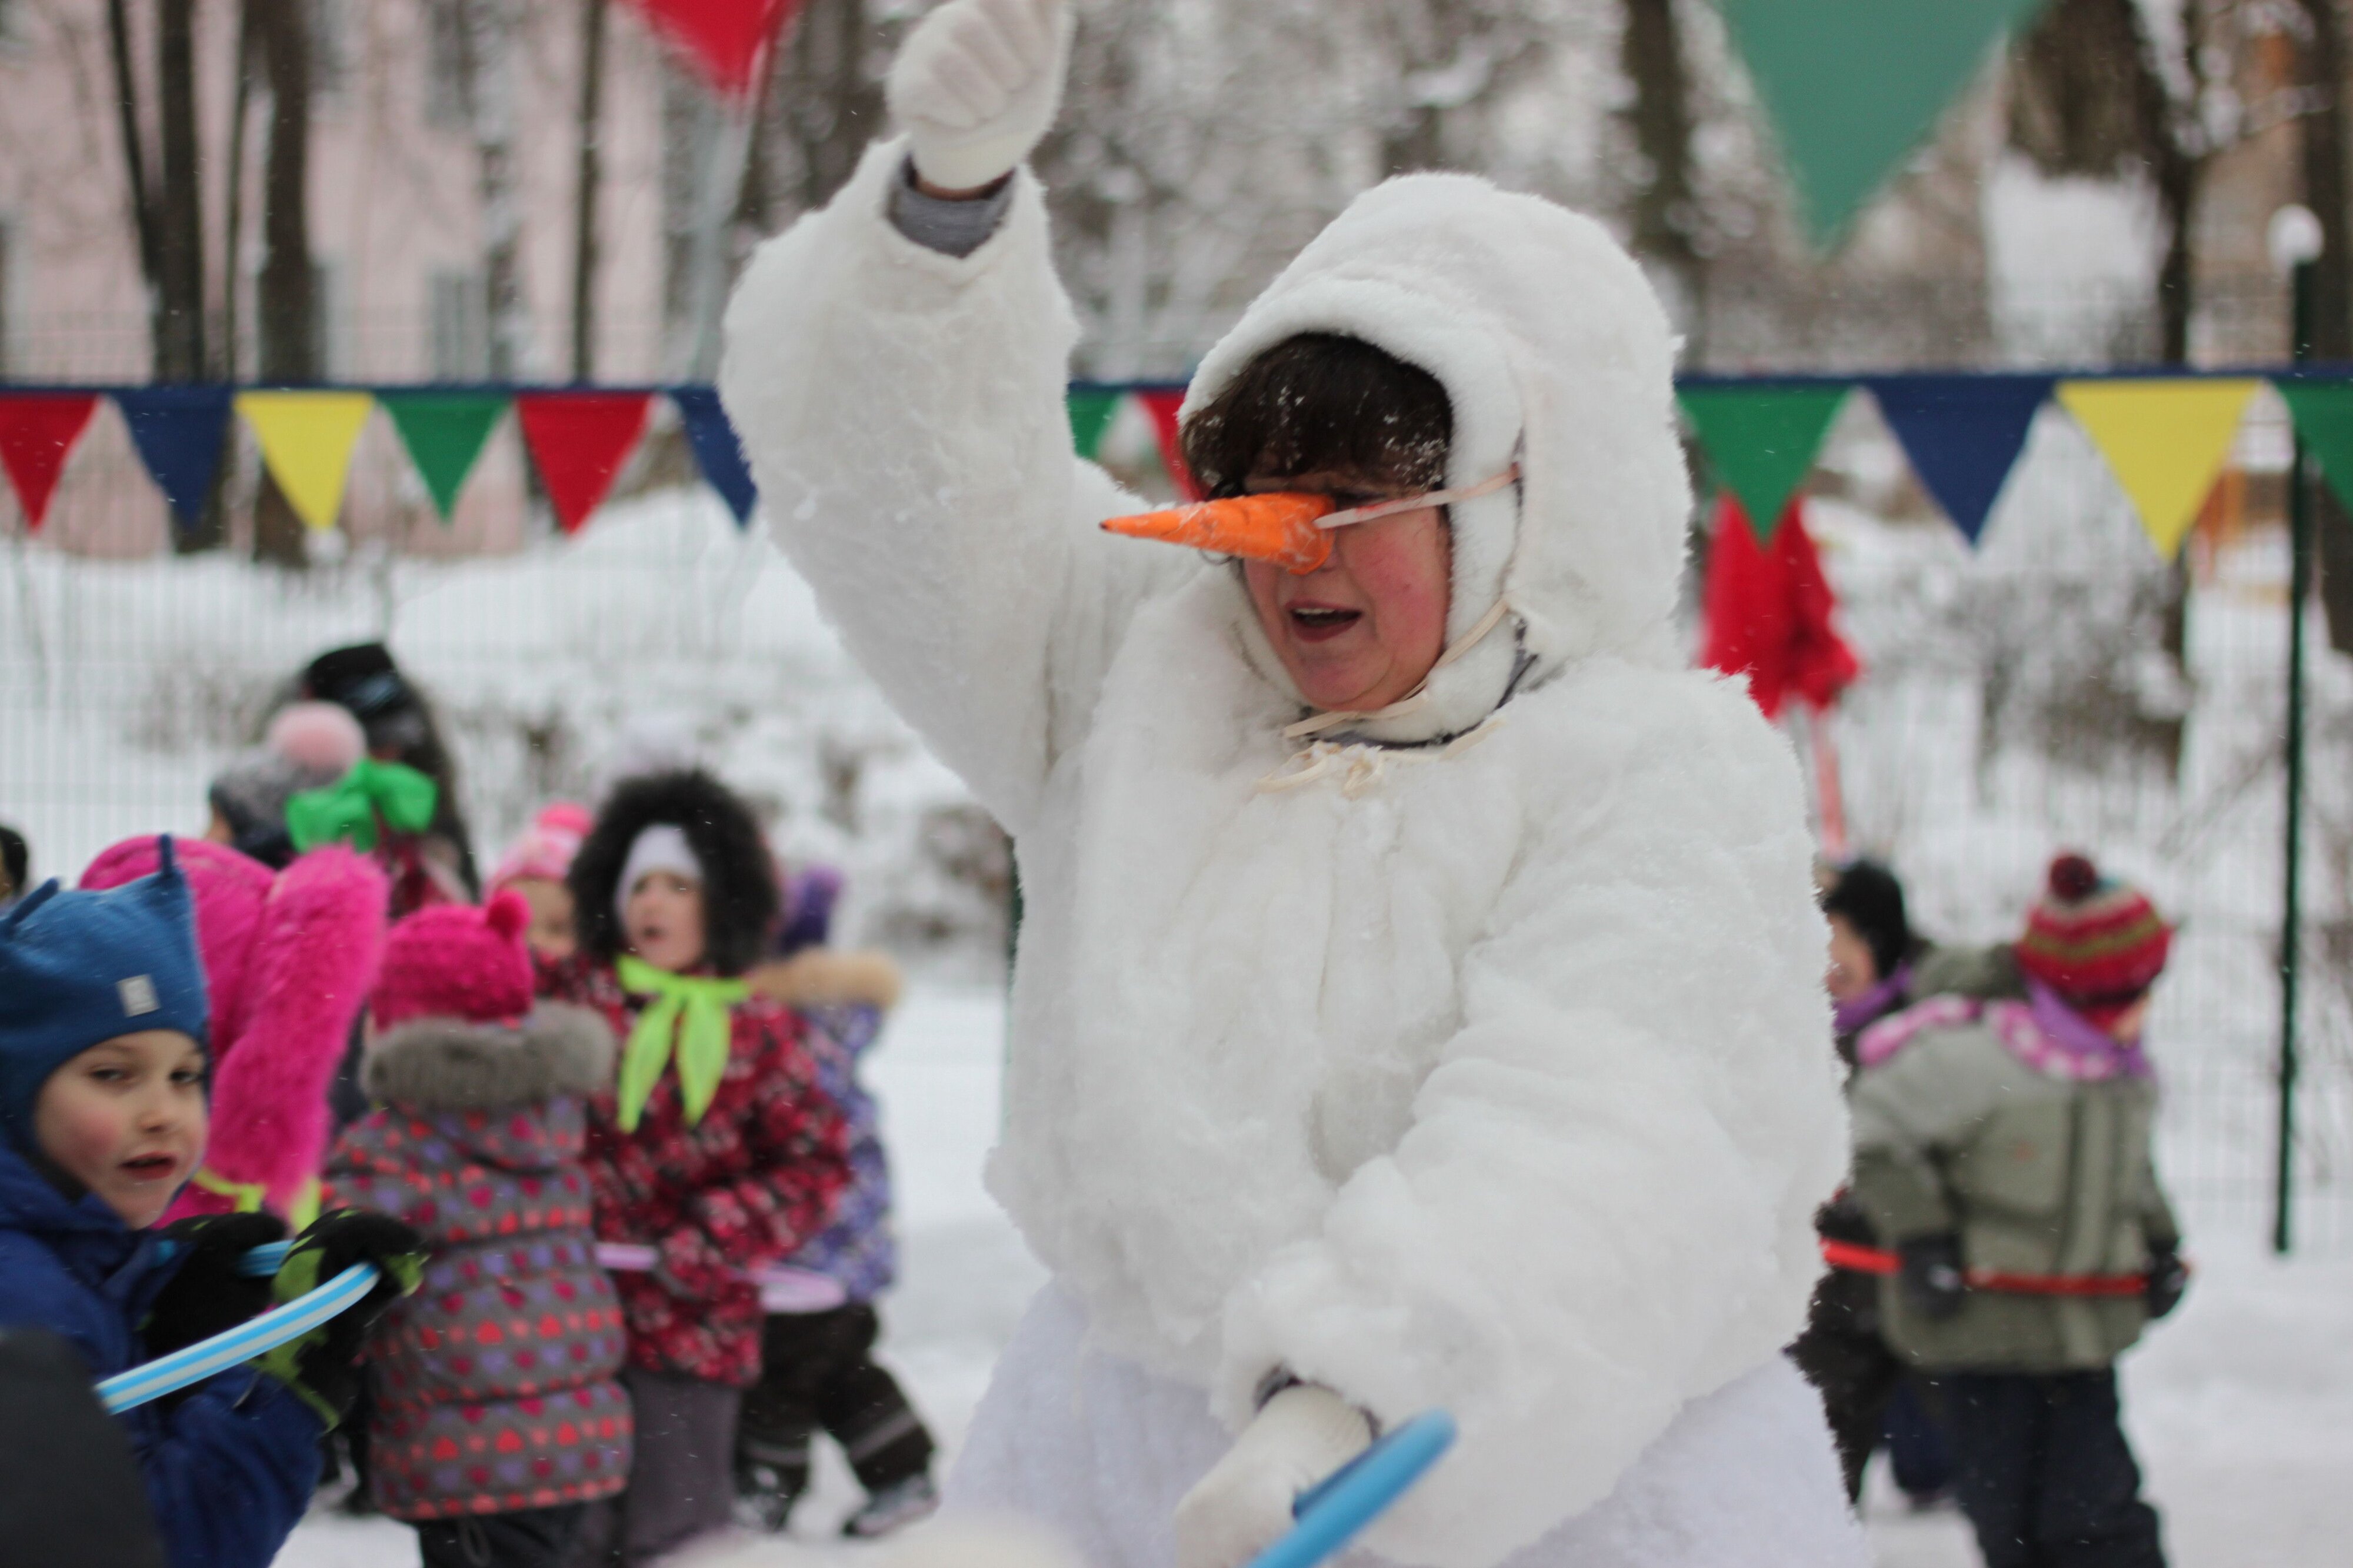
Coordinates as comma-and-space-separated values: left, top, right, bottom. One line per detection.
0, 835, 208, 1146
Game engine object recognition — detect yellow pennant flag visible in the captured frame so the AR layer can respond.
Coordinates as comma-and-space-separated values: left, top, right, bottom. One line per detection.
2056, 379, 2260, 559
235, 391, 375, 532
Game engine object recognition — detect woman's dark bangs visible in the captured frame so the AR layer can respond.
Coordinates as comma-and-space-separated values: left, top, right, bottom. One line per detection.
1182, 335, 1452, 499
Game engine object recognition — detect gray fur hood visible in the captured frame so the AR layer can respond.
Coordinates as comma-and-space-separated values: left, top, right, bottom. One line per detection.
362, 1002, 615, 1112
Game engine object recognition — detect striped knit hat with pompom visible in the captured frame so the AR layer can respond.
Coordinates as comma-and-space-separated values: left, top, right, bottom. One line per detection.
2015, 853, 2171, 1025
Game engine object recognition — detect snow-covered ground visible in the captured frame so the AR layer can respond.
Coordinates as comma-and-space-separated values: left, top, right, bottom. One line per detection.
275, 982, 2353, 1568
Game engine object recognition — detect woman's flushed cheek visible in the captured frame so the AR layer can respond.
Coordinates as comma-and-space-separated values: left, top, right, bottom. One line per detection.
1245, 505, 1451, 712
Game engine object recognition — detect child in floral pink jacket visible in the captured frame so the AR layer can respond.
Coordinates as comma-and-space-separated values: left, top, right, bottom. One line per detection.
324, 893, 632, 1567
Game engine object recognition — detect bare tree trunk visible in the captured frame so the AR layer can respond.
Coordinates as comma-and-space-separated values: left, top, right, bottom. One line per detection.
155, 0, 206, 383
1372, 1, 1478, 177
571, 0, 609, 382
2011, 0, 2205, 772
253, 0, 314, 567
105, 0, 161, 337
2144, 5, 2203, 366
2294, 0, 2353, 655
457, 0, 528, 379
2298, 0, 2352, 362
1621, 0, 1705, 354
2009, 0, 2203, 357
770, 0, 882, 215
222, 7, 257, 383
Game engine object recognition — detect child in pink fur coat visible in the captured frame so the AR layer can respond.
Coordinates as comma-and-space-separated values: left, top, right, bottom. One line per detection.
79, 836, 388, 1225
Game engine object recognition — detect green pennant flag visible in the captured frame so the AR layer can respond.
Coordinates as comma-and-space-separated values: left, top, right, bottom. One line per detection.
1678, 383, 1849, 541
1068, 388, 1124, 461
1712, 0, 2051, 246
2275, 380, 2353, 519
379, 391, 509, 521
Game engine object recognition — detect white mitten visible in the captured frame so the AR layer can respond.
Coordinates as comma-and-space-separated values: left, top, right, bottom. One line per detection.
1173, 1384, 1375, 1568
886, 0, 1073, 192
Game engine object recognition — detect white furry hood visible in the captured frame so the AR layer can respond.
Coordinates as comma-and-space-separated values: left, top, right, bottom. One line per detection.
1183, 174, 1692, 743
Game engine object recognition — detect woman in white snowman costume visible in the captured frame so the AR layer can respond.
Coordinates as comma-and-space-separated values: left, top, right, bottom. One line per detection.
720, 2, 1863, 1565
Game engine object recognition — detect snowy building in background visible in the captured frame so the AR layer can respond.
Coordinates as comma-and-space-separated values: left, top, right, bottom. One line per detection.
0, 1, 685, 555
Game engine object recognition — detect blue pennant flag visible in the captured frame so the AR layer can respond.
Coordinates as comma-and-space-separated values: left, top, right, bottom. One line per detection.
1864, 374, 2054, 544
671, 386, 758, 526
114, 385, 234, 529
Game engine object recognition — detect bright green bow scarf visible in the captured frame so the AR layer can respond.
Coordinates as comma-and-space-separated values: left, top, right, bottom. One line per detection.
614, 955, 749, 1133
284, 758, 439, 854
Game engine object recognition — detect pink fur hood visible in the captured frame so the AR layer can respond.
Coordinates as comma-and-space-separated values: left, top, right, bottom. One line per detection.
82, 836, 388, 1220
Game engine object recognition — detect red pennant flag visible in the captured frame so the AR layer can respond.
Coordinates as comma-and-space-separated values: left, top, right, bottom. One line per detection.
1134, 388, 1201, 500
1699, 493, 1860, 720
0, 393, 101, 531
624, 0, 800, 99
515, 392, 653, 535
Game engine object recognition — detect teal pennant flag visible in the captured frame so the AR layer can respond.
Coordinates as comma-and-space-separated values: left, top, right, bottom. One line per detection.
1711, 0, 2053, 245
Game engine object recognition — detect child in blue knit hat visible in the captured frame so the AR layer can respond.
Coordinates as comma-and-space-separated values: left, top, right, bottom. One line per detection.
0, 836, 425, 1568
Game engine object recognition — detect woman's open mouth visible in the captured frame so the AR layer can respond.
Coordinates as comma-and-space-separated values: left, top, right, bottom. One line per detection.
119, 1152, 178, 1182
1287, 604, 1362, 643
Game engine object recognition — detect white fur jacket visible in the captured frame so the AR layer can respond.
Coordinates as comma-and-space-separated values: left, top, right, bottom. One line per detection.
721, 140, 1848, 1568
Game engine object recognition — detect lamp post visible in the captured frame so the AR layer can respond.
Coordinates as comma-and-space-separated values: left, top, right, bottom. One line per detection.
2268, 203, 2322, 1256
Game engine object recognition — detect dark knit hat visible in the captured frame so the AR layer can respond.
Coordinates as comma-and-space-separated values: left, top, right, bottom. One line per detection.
303, 642, 429, 753
2015, 853, 2171, 1021
0, 837, 208, 1146
1822, 859, 1912, 986
0, 824, 26, 903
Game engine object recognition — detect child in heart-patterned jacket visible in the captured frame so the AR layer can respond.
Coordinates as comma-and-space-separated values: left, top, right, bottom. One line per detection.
322, 892, 632, 1568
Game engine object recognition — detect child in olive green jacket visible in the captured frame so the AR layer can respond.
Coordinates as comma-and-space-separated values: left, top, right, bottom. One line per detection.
1848, 854, 2184, 1568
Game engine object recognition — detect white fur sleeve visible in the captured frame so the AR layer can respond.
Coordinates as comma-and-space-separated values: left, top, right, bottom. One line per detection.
1214, 673, 1849, 1568
719, 138, 1179, 836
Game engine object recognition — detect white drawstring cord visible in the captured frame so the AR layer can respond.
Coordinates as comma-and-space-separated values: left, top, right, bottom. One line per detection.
1257, 713, 1508, 797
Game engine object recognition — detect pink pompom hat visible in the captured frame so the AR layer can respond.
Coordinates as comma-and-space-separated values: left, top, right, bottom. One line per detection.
265, 701, 368, 776
488, 802, 594, 895
371, 890, 537, 1030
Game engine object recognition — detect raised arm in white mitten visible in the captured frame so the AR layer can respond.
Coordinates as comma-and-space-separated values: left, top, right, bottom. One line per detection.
1172, 1384, 1374, 1568
885, 0, 1072, 194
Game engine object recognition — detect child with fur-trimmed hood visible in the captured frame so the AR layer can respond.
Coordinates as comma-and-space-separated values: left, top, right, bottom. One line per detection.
546, 768, 851, 1567
322, 894, 632, 1563
716, 2, 1857, 1566
736, 874, 939, 1539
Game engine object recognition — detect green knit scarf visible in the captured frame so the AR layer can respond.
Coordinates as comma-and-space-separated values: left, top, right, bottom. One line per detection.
614, 955, 748, 1132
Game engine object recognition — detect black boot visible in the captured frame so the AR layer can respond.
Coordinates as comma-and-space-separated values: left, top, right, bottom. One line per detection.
733, 1436, 809, 1534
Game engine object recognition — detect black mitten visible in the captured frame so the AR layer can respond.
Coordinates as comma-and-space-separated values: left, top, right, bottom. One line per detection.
142, 1212, 289, 1359
2145, 1246, 2189, 1320
1898, 1235, 1967, 1322
249, 1210, 427, 1428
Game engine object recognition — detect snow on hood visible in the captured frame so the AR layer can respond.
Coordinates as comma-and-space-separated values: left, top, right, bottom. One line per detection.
1184, 174, 1692, 743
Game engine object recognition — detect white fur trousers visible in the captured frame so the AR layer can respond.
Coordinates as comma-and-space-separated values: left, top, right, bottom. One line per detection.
946, 1288, 1869, 1568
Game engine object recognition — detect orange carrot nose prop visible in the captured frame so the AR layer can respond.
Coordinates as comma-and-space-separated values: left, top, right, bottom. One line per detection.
1100, 492, 1337, 575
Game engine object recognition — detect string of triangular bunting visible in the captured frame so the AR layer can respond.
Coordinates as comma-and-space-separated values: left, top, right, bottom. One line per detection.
5, 371, 2353, 556
0, 385, 748, 538
1677, 371, 2343, 559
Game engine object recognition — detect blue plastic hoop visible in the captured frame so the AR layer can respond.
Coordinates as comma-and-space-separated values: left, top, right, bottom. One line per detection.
1245, 1410, 1458, 1568
96, 1260, 379, 1414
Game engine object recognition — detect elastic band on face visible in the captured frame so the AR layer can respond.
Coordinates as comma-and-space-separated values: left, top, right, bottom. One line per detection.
1314, 464, 1522, 531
